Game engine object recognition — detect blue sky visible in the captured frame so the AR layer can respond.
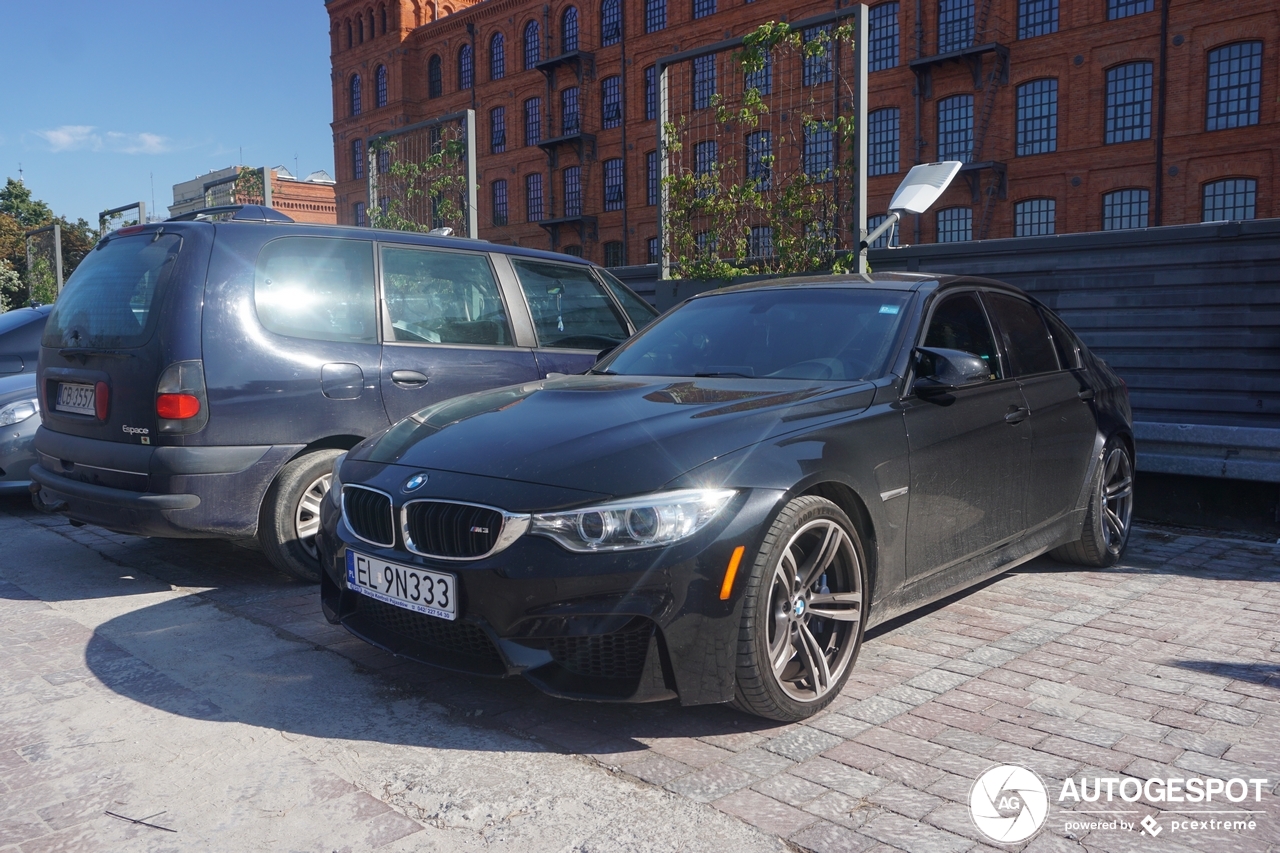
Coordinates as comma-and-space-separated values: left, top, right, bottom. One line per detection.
3, 2, 334, 225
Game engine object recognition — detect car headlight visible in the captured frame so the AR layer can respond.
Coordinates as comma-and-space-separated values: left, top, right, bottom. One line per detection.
329, 452, 347, 507
0, 397, 38, 427
530, 488, 736, 552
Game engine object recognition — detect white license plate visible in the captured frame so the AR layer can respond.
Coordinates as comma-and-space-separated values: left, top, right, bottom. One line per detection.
346, 550, 456, 621
56, 382, 96, 415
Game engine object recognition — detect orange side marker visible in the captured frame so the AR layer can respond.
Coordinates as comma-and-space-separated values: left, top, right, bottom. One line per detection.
719, 546, 746, 600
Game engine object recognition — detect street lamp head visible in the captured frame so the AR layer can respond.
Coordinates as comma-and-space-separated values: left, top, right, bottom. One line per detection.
888, 161, 964, 216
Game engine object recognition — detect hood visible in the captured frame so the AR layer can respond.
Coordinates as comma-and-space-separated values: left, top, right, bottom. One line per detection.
358, 373, 875, 496
0, 372, 36, 404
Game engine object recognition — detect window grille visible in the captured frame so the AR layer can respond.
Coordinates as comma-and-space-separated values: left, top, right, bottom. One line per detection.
376, 65, 388, 107
868, 108, 899, 176
1014, 198, 1055, 236
561, 87, 580, 135
869, 3, 900, 71
458, 46, 473, 90
803, 26, 833, 86
601, 0, 622, 45
937, 207, 972, 242
490, 107, 506, 153
602, 77, 622, 128
1105, 62, 1152, 143
647, 236, 660, 264
1018, 0, 1057, 39
803, 124, 834, 181
350, 75, 362, 116
693, 55, 716, 109
492, 180, 508, 226
749, 226, 774, 257
604, 159, 624, 210
604, 242, 625, 267
745, 131, 771, 190
938, 0, 974, 53
693, 0, 716, 19
490, 32, 506, 80
1107, 0, 1152, 20
564, 166, 582, 216
644, 66, 657, 121
352, 139, 364, 180
1016, 79, 1057, 155
646, 151, 658, 206
1207, 42, 1262, 131
937, 95, 974, 162
1102, 189, 1149, 230
354, 202, 366, 227
744, 48, 772, 94
645, 0, 666, 33
526, 173, 544, 221
562, 7, 578, 52
525, 98, 542, 145
428, 55, 442, 98
1202, 178, 1256, 222
524, 21, 540, 69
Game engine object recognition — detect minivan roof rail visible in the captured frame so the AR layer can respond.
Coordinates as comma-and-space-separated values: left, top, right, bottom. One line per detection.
166, 204, 296, 223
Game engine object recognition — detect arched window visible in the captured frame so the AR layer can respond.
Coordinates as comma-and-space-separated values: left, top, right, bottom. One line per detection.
379, 4, 387, 34
601, 0, 621, 45
375, 65, 388, 108
524, 20, 541, 69
490, 32, 506, 80
367, 9, 375, 37
350, 75, 363, 116
562, 7, 579, 53
428, 55, 443, 98
346, 19, 353, 49
459, 44, 474, 89
357, 15, 364, 43
1202, 178, 1256, 222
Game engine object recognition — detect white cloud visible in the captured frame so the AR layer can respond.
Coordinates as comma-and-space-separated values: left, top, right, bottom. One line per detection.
36, 125, 101, 152
35, 126, 172, 155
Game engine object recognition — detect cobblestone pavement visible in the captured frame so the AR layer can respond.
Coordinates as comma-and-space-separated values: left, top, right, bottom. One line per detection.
1, 494, 1277, 852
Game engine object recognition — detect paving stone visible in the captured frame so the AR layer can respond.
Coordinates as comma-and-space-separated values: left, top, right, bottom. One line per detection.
792, 757, 887, 798
752, 772, 829, 806
763, 726, 846, 762
866, 783, 946, 819
1162, 729, 1232, 758
904, 669, 972, 694
859, 811, 973, 853
804, 790, 875, 829
844, 696, 914, 725
712, 788, 818, 837
789, 818, 879, 853
665, 763, 756, 803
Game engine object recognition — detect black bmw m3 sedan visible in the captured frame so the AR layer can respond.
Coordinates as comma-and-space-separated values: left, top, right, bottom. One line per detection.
317, 272, 1134, 721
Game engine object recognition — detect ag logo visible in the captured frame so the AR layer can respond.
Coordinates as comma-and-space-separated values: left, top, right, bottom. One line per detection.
969, 764, 1049, 843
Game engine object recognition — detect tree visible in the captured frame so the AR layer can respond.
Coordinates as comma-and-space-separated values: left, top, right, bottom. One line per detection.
0, 178, 54, 229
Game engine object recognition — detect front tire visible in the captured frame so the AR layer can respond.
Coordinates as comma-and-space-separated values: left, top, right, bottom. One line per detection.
259, 449, 343, 582
1052, 436, 1133, 567
732, 496, 868, 722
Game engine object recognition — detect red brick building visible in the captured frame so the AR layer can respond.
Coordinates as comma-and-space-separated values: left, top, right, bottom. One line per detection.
327, 0, 1277, 265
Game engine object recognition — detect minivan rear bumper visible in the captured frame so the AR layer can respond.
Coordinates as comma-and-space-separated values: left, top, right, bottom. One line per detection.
32, 427, 303, 538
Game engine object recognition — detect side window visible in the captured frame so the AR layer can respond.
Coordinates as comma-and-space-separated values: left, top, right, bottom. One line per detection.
380, 247, 511, 346
984, 292, 1060, 376
596, 268, 659, 331
1040, 307, 1081, 369
510, 259, 630, 349
923, 291, 1003, 379
254, 237, 377, 344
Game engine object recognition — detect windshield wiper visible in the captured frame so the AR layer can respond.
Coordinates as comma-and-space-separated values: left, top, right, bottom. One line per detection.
694, 371, 753, 378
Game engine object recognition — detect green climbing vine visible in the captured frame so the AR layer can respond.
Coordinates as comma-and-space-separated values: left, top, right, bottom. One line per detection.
368, 128, 470, 234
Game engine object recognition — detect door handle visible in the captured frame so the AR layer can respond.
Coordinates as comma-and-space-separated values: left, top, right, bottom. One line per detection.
1077, 388, 1096, 401
1004, 406, 1030, 424
391, 370, 429, 387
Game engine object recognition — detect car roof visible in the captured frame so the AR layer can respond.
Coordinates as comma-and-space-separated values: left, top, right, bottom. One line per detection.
687, 271, 1030, 299
165, 220, 600, 269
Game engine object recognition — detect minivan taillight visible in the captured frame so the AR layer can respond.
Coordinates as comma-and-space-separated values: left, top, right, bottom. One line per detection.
156, 393, 200, 419
95, 381, 110, 420
156, 360, 210, 435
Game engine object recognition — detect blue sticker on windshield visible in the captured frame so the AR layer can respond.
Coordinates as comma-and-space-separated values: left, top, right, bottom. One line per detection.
879, 305, 900, 315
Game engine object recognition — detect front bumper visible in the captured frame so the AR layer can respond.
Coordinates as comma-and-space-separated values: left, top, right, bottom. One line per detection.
0, 414, 39, 494
318, 477, 784, 706
31, 426, 303, 538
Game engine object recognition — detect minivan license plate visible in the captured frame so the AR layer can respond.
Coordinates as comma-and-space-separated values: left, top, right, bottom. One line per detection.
346, 550, 456, 621
56, 383, 96, 415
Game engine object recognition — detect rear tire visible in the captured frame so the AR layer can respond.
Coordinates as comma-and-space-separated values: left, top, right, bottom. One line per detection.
1051, 436, 1133, 568
259, 449, 343, 583
732, 496, 868, 722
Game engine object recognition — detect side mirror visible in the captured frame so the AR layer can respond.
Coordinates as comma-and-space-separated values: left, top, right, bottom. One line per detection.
912, 346, 992, 396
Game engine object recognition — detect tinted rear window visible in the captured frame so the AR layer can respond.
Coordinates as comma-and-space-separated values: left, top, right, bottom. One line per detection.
43, 234, 182, 349
255, 237, 377, 344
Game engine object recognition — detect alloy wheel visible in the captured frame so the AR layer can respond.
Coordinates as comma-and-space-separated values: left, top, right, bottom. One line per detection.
1100, 446, 1133, 556
765, 519, 863, 703
295, 472, 332, 560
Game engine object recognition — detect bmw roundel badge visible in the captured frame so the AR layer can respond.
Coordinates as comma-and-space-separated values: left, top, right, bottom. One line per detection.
403, 473, 429, 493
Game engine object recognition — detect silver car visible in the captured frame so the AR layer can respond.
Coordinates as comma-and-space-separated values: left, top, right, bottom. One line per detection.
0, 373, 39, 495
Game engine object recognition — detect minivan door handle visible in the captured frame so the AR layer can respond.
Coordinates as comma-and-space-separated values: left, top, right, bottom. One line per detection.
391, 370, 429, 387
1004, 405, 1030, 424
1077, 388, 1095, 401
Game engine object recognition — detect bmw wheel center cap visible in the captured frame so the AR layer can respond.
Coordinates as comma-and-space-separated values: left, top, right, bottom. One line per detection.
403, 473, 429, 493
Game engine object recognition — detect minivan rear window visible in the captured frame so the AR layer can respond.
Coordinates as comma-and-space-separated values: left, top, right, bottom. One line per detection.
43, 233, 182, 349
255, 237, 377, 344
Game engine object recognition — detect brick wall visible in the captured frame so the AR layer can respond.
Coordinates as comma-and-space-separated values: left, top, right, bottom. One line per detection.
329, 0, 1278, 263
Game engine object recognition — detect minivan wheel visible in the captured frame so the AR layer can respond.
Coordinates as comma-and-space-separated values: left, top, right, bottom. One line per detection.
259, 449, 344, 583
1051, 436, 1133, 568
732, 496, 868, 722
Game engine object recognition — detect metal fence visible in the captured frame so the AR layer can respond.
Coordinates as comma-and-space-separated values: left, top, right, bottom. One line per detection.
656, 6, 869, 278
368, 110, 479, 238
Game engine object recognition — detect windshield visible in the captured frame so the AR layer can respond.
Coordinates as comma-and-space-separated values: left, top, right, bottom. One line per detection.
599, 288, 911, 381
43, 233, 182, 349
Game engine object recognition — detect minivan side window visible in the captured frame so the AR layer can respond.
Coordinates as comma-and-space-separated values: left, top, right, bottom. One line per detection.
510, 259, 630, 349
923, 291, 1004, 380
380, 247, 512, 346
984, 292, 1060, 376
254, 238, 377, 344
596, 268, 659, 331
